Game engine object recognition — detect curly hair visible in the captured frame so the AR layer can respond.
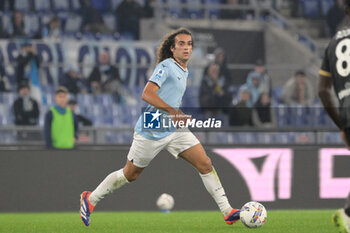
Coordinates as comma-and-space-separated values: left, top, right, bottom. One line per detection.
156, 28, 193, 64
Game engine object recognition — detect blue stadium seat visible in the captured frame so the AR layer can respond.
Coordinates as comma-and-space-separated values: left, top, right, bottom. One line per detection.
274, 104, 289, 126
0, 93, 17, 105
325, 132, 342, 143
15, 0, 33, 12
103, 13, 116, 31
203, 0, 221, 18
299, 0, 321, 18
70, 0, 80, 11
52, 0, 71, 12
34, 0, 52, 12
320, 0, 334, 16
272, 86, 283, 103
162, 0, 185, 18
24, 14, 41, 36
289, 105, 310, 126
39, 13, 52, 28
119, 32, 135, 40
64, 14, 82, 33
186, 0, 203, 18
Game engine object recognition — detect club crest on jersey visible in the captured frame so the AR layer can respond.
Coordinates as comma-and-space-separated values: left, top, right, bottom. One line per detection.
155, 69, 164, 79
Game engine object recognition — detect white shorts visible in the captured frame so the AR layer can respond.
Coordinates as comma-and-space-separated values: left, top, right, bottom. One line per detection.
127, 129, 200, 168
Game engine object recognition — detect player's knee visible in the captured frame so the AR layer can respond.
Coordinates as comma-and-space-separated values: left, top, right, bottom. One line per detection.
124, 171, 141, 182
199, 157, 212, 174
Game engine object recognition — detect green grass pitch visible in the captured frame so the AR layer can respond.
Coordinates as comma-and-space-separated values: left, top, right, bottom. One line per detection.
0, 210, 336, 233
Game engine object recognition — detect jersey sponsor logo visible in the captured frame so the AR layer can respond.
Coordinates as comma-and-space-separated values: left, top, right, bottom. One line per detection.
155, 69, 164, 79
338, 88, 350, 100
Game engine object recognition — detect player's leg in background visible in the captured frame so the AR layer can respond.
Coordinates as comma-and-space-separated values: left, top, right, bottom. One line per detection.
179, 143, 234, 217
346, 192, 350, 214
333, 192, 350, 232
345, 192, 350, 225
89, 160, 143, 206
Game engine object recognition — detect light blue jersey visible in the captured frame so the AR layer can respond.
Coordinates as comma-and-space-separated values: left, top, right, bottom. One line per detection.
134, 58, 189, 140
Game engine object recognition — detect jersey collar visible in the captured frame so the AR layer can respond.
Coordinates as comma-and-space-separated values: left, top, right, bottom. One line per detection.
171, 58, 188, 72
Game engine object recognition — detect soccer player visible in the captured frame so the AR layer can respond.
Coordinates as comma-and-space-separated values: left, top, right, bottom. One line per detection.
80, 28, 240, 226
318, 1, 350, 232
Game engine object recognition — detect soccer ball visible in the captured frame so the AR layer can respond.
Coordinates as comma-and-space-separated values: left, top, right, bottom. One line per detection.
240, 201, 267, 228
156, 193, 175, 212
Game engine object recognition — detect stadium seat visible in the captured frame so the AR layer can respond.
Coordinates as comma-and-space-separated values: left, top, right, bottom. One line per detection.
103, 13, 116, 31
52, 0, 71, 12
0, 93, 17, 106
289, 105, 311, 126
203, 0, 221, 19
274, 104, 289, 126
186, 0, 203, 19
15, 0, 34, 12
297, 34, 316, 52
64, 14, 82, 33
271, 86, 283, 103
24, 14, 41, 36
162, 0, 185, 18
299, 0, 321, 18
34, 0, 52, 12
320, 0, 334, 16
325, 132, 342, 144
119, 32, 135, 40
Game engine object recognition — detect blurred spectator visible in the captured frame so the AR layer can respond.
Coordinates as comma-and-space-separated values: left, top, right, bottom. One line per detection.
0, 0, 15, 12
88, 51, 122, 98
60, 66, 87, 95
16, 42, 40, 88
281, 70, 314, 106
246, 60, 271, 95
13, 84, 39, 125
214, 48, 232, 85
44, 87, 78, 149
116, 0, 143, 40
220, 0, 246, 19
327, 0, 345, 37
68, 99, 93, 126
0, 58, 10, 92
229, 87, 253, 126
143, 0, 155, 18
80, 0, 111, 33
199, 63, 232, 115
6, 10, 30, 38
252, 92, 276, 127
289, 0, 300, 17
42, 16, 63, 39
243, 72, 263, 106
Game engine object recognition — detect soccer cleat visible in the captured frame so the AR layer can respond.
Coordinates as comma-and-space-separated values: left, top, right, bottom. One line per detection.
224, 208, 240, 225
80, 191, 95, 226
332, 209, 350, 233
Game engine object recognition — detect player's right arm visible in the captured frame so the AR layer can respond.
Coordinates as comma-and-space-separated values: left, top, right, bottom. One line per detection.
142, 81, 176, 115
318, 74, 342, 130
318, 74, 350, 148
318, 45, 343, 130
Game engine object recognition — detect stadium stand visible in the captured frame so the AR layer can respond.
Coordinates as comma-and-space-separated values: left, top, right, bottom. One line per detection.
0, 0, 340, 145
